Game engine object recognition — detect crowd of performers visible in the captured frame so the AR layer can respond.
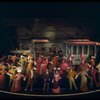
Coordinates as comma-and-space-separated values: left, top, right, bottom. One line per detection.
0, 51, 100, 94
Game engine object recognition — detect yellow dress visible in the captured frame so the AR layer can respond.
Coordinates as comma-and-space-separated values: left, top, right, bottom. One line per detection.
9, 67, 17, 84
68, 68, 77, 90
27, 60, 34, 75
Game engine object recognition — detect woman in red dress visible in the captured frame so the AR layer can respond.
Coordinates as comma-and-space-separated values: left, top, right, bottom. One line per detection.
11, 68, 24, 92
52, 68, 61, 94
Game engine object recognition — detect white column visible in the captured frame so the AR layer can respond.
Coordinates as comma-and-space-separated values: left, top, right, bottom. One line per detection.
87, 45, 89, 56
66, 45, 67, 57
76, 45, 78, 55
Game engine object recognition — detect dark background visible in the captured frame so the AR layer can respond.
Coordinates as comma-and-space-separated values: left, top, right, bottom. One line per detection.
0, 2, 100, 52
0, 2, 100, 99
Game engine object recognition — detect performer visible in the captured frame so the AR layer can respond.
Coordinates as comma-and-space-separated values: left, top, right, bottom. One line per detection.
53, 47, 58, 56
80, 53, 85, 64
25, 66, 34, 91
60, 57, 68, 75
26, 57, 34, 75
39, 57, 47, 76
11, 55, 17, 66
47, 57, 53, 75
76, 63, 92, 92
67, 54, 74, 68
90, 56, 95, 68
52, 56, 58, 69
8, 65, 17, 87
0, 62, 5, 90
4, 68, 10, 91
11, 68, 24, 92
87, 56, 96, 88
67, 66, 77, 91
52, 67, 61, 94
96, 62, 100, 87
77, 54, 85, 73
91, 66, 98, 88
25, 56, 37, 91
36, 55, 43, 73
42, 69, 51, 93
57, 47, 63, 58
18, 55, 27, 75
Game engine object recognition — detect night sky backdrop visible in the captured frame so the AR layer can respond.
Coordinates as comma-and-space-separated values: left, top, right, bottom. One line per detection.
0, 2, 100, 53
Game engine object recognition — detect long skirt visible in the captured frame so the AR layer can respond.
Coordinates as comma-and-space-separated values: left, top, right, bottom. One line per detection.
53, 87, 60, 94
11, 79, 21, 92
52, 81, 60, 94
80, 78, 88, 92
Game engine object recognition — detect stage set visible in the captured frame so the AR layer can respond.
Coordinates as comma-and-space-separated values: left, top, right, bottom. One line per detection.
0, 2, 100, 99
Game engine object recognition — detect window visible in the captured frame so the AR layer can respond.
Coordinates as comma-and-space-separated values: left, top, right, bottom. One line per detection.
41, 47, 45, 51
73, 45, 77, 54
66, 45, 71, 55
78, 45, 82, 54
84, 46, 88, 54
34, 47, 38, 51
89, 46, 94, 55
49, 48, 53, 52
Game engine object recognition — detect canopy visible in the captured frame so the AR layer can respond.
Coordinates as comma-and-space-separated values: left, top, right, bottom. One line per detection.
64, 39, 100, 46
32, 39, 49, 43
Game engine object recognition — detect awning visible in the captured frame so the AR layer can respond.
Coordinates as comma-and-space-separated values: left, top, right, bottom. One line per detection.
32, 39, 49, 43
64, 39, 100, 46
10, 50, 31, 54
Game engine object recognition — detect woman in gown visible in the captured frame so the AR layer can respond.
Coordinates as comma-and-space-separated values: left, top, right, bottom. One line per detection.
78, 63, 92, 92
52, 68, 61, 94
11, 68, 24, 92
67, 66, 77, 91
